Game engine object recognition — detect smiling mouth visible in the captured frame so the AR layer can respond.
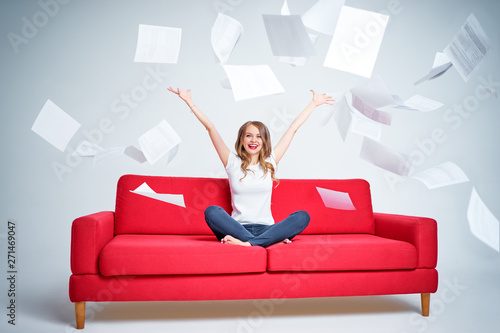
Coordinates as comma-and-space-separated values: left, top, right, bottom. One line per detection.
248, 144, 259, 150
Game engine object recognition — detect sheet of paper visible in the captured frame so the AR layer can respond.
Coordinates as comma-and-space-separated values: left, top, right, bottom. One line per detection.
123, 145, 147, 163
350, 76, 396, 108
134, 24, 182, 64
360, 137, 411, 176
351, 94, 392, 125
262, 15, 316, 57
281, 0, 290, 15
279, 33, 319, 66
444, 13, 492, 82
414, 62, 453, 86
302, 0, 345, 35
397, 95, 444, 112
350, 114, 382, 142
31, 99, 81, 152
131, 182, 186, 208
316, 187, 355, 210
467, 188, 499, 252
332, 95, 352, 142
414, 52, 453, 85
324, 6, 389, 78
138, 119, 181, 165
222, 65, 285, 101
432, 52, 451, 68
211, 13, 243, 64
413, 161, 469, 189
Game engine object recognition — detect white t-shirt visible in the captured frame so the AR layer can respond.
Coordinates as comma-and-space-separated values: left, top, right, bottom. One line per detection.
225, 152, 276, 225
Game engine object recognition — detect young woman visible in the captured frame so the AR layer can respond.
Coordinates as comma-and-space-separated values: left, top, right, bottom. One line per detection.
168, 87, 333, 247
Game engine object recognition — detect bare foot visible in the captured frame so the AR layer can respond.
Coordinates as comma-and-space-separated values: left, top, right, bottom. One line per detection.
221, 235, 252, 246
275, 238, 292, 245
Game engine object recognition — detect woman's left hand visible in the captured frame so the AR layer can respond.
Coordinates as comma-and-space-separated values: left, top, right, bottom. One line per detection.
311, 90, 334, 107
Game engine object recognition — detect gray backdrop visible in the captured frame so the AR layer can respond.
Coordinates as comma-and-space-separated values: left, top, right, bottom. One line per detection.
1, 0, 499, 332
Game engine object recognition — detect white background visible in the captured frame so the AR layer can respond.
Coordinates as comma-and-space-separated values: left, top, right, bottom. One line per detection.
0, 0, 499, 332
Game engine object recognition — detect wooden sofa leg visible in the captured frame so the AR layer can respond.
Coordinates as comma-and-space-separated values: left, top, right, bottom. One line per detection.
421, 293, 430, 317
75, 302, 86, 329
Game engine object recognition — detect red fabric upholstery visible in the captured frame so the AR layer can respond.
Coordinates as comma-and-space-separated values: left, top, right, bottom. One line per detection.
272, 179, 375, 234
115, 175, 231, 235
374, 213, 438, 268
114, 175, 375, 235
69, 269, 438, 303
99, 235, 267, 276
69, 175, 439, 314
71, 211, 114, 274
267, 234, 417, 272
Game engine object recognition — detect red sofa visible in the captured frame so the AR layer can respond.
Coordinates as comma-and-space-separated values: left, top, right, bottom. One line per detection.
69, 174, 438, 329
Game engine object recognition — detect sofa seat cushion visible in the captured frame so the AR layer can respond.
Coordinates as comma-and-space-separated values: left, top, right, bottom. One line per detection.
99, 235, 267, 276
266, 234, 417, 272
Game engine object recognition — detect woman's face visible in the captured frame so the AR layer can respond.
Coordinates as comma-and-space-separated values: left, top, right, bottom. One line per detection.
242, 125, 263, 158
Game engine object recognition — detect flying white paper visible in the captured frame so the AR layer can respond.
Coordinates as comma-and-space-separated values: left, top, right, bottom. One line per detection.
414, 52, 453, 85
444, 13, 492, 82
302, 0, 345, 35
331, 94, 352, 142
350, 76, 396, 108
351, 94, 392, 125
123, 145, 148, 163
222, 65, 285, 101
211, 13, 243, 64
467, 188, 499, 252
279, 33, 319, 66
281, 0, 290, 15
360, 137, 411, 176
262, 15, 317, 57
131, 182, 186, 208
134, 24, 182, 63
413, 161, 469, 189
396, 95, 444, 112
138, 119, 181, 165
31, 99, 81, 152
350, 114, 382, 142
317, 187, 355, 210
323, 6, 389, 78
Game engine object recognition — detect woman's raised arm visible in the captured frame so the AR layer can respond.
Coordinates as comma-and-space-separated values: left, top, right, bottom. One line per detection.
168, 87, 230, 167
273, 90, 333, 164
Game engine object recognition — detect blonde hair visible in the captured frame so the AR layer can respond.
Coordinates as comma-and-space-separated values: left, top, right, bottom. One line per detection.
235, 121, 278, 184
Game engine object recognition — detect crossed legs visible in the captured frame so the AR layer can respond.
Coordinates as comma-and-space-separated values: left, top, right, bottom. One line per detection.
204, 205, 310, 248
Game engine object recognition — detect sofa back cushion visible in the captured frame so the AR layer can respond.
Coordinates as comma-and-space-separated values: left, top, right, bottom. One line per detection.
115, 175, 374, 235
271, 179, 375, 234
115, 175, 231, 235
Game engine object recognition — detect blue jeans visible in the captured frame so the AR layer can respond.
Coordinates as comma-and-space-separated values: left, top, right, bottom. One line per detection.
204, 205, 310, 248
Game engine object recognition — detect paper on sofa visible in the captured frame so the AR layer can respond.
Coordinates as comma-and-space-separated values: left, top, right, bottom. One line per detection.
131, 182, 186, 208
316, 187, 355, 210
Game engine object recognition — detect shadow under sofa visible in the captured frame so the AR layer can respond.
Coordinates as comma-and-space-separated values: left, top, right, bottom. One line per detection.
69, 175, 438, 329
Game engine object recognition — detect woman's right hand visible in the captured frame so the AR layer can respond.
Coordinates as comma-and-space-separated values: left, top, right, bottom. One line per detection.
168, 87, 193, 106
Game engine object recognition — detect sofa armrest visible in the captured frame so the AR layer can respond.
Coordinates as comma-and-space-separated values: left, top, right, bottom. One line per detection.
374, 212, 437, 269
71, 211, 115, 275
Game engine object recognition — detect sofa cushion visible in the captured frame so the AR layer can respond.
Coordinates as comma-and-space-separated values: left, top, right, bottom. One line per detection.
271, 179, 375, 234
266, 234, 417, 272
99, 235, 267, 276
115, 175, 231, 235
